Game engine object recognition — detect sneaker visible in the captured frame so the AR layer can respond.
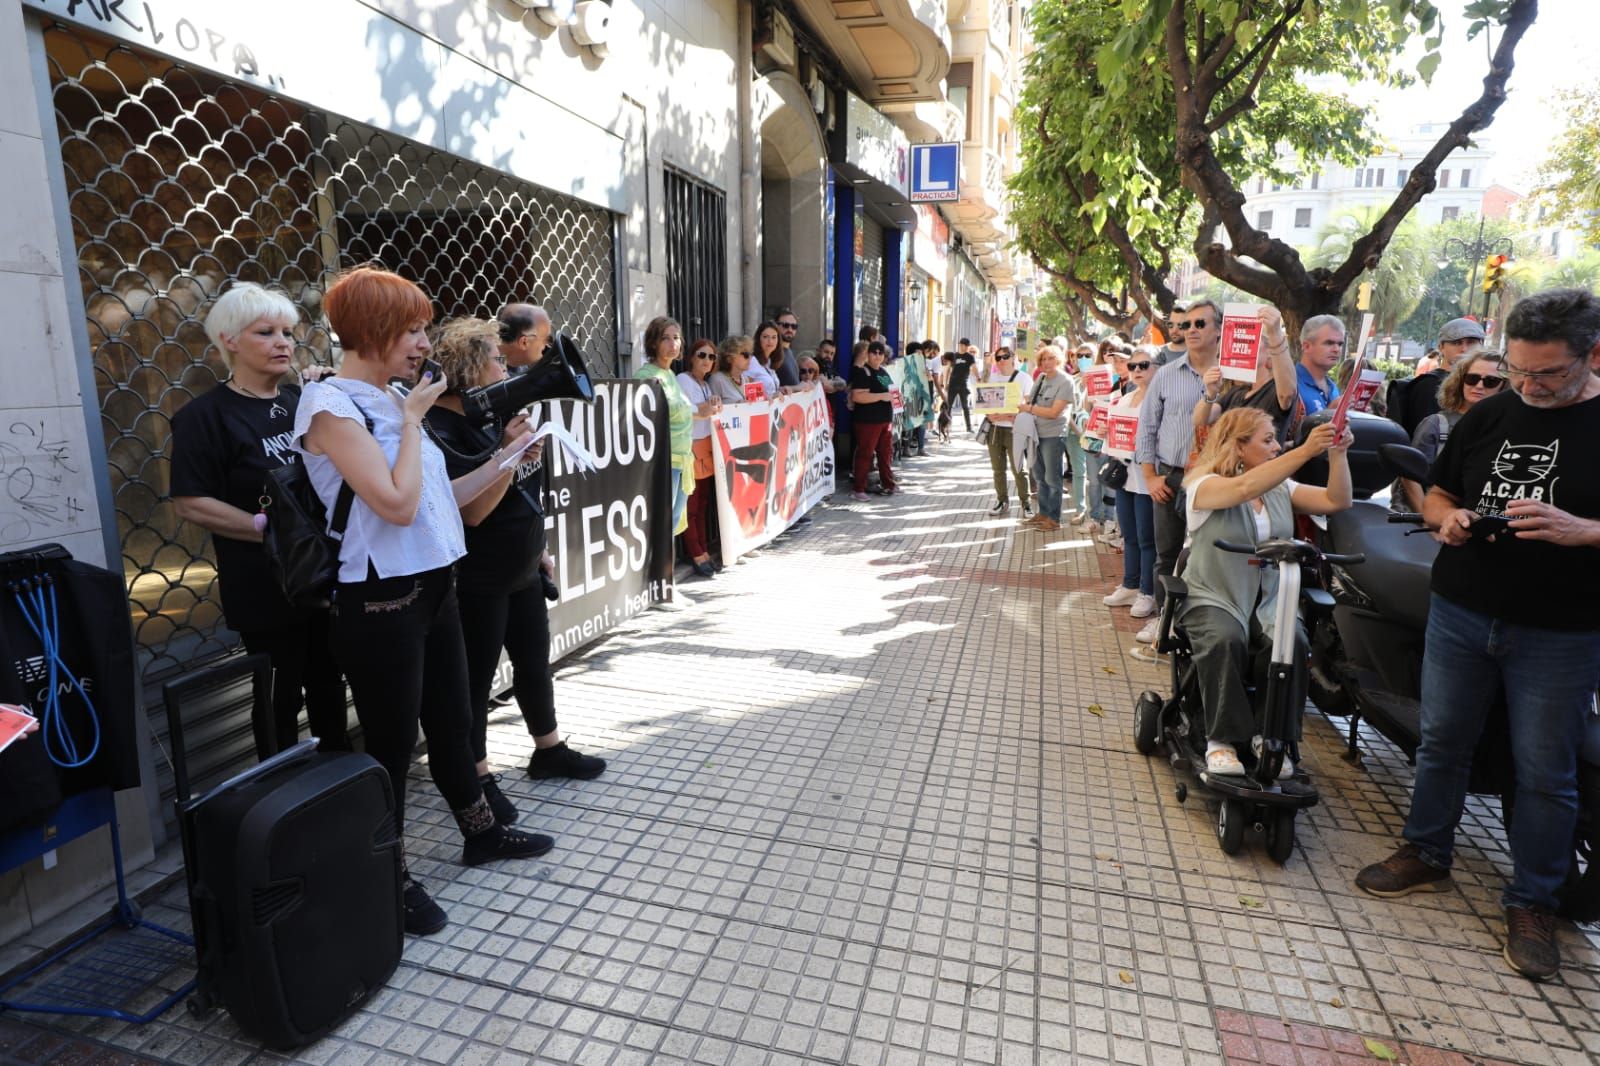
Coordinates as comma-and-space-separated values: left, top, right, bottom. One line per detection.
1135, 617, 1160, 644
1103, 586, 1139, 607
462, 824, 555, 867
1069, 512, 1090, 526
527, 742, 607, 781
852, 491, 871, 502
1355, 843, 1454, 898
1129, 644, 1166, 664
479, 773, 517, 826
988, 500, 1010, 516
402, 878, 448, 936
1087, 520, 1102, 534
1130, 594, 1157, 619
1021, 502, 1035, 519
1099, 529, 1123, 546
1504, 905, 1560, 981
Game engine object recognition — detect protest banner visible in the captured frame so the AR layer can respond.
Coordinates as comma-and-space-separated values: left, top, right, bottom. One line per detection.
1219, 302, 1265, 382
485, 381, 674, 680
1105, 408, 1139, 458
1081, 364, 1115, 401
710, 384, 833, 563
972, 380, 1021, 415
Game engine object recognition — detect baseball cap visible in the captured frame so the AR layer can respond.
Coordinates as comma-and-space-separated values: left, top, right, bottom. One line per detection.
1438, 317, 1486, 343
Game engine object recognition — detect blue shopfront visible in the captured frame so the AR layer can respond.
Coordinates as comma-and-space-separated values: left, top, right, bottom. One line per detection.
827, 92, 914, 355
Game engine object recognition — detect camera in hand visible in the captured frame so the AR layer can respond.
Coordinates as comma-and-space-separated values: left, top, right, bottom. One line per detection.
462, 333, 595, 426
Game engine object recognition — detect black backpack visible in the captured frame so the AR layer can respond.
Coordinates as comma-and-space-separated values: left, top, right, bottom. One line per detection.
259, 411, 371, 610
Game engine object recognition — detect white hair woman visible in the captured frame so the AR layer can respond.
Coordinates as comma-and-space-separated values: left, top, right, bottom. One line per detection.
171, 282, 349, 759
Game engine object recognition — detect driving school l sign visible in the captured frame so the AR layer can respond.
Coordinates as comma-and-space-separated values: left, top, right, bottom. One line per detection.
910, 143, 960, 203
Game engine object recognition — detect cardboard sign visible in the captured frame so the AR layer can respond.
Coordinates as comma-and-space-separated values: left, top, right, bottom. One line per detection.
1084, 401, 1112, 438
1347, 367, 1387, 413
1219, 302, 1264, 382
1081, 364, 1115, 400
972, 380, 1021, 415
1106, 409, 1139, 458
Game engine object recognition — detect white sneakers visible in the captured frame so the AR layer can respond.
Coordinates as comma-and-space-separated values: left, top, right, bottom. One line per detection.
1103, 586, 1139, 607
1130, 594, 1157, 618
1135, 617, 1160, 644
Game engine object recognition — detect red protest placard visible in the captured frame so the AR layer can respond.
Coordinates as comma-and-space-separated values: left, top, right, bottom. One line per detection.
1081, 365, 1115, 400
1347, 368, 1386, 413
890, 387, 905, 414
1084, 401, 1111, 438
744, 382, 767, 403
1328, 352, 1363, 437
1106, 411, 1139, 457
1219, 302, 1263, 383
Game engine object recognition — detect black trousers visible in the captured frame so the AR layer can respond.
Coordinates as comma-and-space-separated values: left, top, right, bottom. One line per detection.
1184, 605, 1307, 745
1151, 466, 1187, 608
459, 581, 558, 763
329, 566, 482, 839
239, 613, 349, 758
947, 388, 973, 432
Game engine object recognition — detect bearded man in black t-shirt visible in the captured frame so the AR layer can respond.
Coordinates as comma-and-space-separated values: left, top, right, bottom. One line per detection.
1356, 288, 1600, 982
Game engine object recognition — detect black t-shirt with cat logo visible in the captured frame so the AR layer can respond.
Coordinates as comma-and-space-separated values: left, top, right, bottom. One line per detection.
1429, 389, 1600, 630
170, 383, 303, 633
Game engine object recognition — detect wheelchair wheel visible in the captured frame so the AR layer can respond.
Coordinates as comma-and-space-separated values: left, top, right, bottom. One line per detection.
1217, 798, 1246, 855
1267, 809, 1297, 866
1133, 691, 1163, 755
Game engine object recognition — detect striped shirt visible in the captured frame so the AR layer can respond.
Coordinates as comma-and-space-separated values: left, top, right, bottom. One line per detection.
1134, 355, 1208, 469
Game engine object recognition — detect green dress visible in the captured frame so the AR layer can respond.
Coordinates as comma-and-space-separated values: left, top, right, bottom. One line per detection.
634, 362, 695, 534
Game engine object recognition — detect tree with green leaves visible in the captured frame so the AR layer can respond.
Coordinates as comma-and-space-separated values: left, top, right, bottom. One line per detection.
1306, 206, 1427, 335
1022, 0, 1538, 341
1533, 85, 1600, 244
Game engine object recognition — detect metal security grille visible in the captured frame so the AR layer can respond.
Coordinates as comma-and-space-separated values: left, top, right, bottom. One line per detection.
664, 167, 728, 339
45, 25, 618, 688
858, 221, 886, 335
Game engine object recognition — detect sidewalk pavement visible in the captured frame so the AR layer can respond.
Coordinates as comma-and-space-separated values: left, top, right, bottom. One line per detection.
3, 436, 1598, 1066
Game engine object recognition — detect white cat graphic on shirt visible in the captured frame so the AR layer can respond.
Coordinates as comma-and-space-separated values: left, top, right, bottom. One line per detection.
1476, 438, 1559, 514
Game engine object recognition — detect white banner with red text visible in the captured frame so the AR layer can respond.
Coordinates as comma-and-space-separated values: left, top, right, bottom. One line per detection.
710, 384, 834, 562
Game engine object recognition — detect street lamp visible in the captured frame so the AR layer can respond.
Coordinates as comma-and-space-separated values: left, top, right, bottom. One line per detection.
908, 279, 924, 303
1438, 216, 1513, 314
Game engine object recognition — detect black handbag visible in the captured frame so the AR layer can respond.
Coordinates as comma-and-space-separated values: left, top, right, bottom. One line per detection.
259, 409, 371, 610
1098, 456, 1129, 490
259, 465, 356, 611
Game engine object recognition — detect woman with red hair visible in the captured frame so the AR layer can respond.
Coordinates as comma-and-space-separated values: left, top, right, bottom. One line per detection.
294, 266, 550, 936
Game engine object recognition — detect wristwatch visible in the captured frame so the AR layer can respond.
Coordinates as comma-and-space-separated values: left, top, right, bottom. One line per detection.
1203, 391, 1219, 404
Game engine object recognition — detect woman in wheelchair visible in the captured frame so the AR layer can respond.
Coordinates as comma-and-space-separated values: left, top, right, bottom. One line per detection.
1179, 409, 1352, 778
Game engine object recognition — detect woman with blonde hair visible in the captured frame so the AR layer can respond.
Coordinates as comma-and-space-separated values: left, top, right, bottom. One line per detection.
1177, 408, 1351, 778
172, 282, 348, 758
424, 317, 606, 826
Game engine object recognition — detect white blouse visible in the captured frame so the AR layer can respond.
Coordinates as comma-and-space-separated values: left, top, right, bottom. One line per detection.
677, 372, 714, 441
293, 379, 466, 583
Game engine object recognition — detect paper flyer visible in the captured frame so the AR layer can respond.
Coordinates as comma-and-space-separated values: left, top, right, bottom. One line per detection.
1081, 364, 1116, 401
522, 420, 598, 474
1219, 302, 1265, 382
890, 387, 905, 414
1105, 410, 1139, 458
744, 382, 767, 403
972, 380, 1021, 415
1084, 401, 1112, 438
0, 704, 38, 756
1328, 353, 1363, 437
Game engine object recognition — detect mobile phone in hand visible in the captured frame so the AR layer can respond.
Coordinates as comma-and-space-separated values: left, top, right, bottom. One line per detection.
418, 357, 443, 384
1471, 513, 1512, 541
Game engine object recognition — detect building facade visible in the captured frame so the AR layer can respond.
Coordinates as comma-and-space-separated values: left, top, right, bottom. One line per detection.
1243, 125, 1495, 248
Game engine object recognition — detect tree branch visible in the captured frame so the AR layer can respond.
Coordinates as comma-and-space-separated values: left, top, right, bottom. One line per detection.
1324, 0, 1538, 296
1204, 11, 1296, 134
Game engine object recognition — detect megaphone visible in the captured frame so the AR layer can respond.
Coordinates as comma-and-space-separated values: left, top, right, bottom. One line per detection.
461, 332, 595, 426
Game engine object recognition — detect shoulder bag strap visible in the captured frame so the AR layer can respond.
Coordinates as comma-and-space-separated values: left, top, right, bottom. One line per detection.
329, 405, 377, 541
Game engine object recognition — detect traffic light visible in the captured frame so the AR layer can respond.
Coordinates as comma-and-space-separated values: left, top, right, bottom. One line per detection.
1482, 254, 1508, 294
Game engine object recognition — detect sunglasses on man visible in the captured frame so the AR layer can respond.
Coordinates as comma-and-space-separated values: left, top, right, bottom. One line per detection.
1175, 318, 1211, 331
778, 320, 799, 330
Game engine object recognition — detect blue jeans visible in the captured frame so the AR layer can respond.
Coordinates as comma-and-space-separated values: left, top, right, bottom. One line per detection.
1030, 436, 1066, 521
1114, 488, 1156, 595
1404, 594, 1600, 910
1083, 449, 1112, 522
671, 468, 688, 532
1065, 435, 1086, 516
